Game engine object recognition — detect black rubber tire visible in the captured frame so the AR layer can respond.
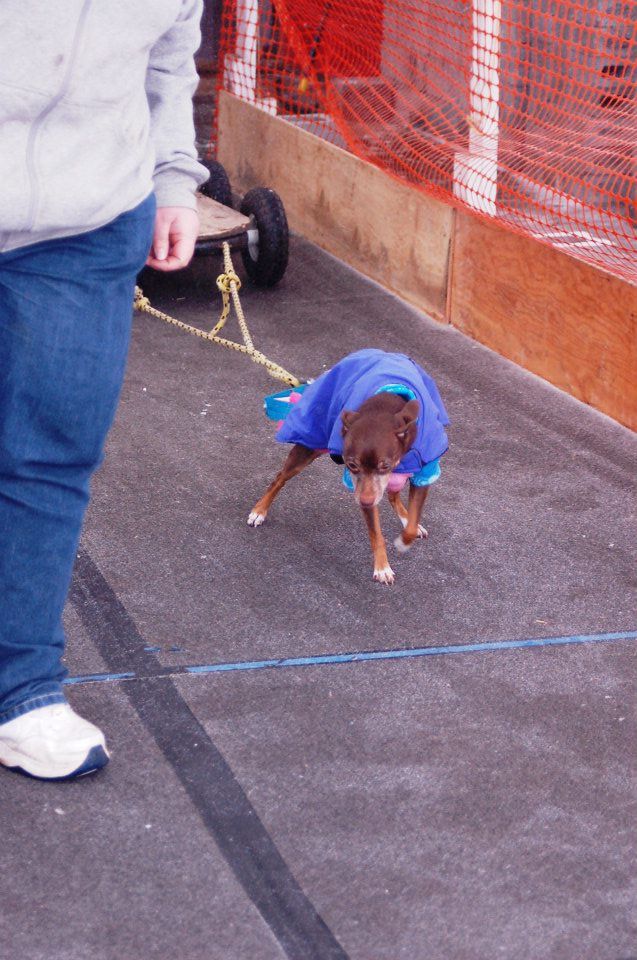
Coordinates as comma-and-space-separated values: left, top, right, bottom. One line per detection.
199, 158, 233, 208
239, 187, 289, 287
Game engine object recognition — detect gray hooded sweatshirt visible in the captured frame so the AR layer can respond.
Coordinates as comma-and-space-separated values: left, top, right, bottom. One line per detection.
0, 0, 208, 253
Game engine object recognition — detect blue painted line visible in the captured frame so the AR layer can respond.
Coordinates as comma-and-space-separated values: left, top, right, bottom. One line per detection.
64, 671, 135, 685
184, 630, 637, 674
64, 630, 637, 686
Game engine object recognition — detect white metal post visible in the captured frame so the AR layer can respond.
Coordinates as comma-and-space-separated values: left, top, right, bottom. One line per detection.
224, 0, 277, 113
453, 0, 502, 215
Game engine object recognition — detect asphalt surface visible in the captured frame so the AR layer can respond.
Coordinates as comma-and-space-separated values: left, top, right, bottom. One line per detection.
2, 235, 636, 960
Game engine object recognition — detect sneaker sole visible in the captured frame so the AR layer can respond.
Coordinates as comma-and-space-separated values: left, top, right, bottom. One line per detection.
0, 744, 110, 782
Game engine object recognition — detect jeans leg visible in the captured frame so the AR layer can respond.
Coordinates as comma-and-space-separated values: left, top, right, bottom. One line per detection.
0, 195, 155, 719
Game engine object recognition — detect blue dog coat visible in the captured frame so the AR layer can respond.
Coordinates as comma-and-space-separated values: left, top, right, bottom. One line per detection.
275, 349, 449, 480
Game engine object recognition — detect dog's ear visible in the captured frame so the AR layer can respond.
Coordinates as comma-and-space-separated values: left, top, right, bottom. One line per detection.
341, 410, 360, 435
394, 398, 420, 441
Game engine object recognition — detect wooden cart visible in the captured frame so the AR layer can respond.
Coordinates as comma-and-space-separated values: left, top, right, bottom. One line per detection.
195, 160, 289, 288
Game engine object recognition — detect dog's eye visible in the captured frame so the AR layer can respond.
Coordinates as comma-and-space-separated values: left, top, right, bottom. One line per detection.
378, 462, 392, 473
346, 461, 360, 473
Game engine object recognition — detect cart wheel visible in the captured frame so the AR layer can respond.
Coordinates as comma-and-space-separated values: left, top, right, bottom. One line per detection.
239, 188, 289, 287
199, 158, 233, 208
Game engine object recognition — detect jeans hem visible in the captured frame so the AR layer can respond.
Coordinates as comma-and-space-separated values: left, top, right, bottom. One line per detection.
0, 691, 67, 725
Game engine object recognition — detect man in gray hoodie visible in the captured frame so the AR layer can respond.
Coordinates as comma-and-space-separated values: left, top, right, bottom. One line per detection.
0, 0, 209, 780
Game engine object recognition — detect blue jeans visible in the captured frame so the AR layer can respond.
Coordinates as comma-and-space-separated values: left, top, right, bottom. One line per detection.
0, 194, 156, 723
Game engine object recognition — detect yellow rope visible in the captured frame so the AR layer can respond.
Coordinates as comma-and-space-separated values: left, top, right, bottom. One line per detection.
133, 242, 300, 388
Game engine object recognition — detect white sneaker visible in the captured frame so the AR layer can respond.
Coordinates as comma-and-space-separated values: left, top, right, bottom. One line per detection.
0, 703, 110, 781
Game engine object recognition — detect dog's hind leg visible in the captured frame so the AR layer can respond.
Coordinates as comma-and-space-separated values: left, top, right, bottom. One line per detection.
387, 489, 408, 526
387, 489, 428, 542
394, 485, 430, 553
248, 444, 322, 527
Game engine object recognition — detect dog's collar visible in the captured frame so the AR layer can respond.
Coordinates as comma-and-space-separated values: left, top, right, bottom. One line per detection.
374, 383, 418, 402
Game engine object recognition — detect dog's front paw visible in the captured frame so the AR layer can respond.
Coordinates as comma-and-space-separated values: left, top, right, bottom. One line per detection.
373, 564, 395, 585
247, 511, 266, 527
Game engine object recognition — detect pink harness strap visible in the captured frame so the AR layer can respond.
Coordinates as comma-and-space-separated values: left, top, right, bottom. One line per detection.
386, 472, 410, 493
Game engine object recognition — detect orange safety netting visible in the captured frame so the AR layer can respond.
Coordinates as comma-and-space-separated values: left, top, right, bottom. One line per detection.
217, 1, 637, 284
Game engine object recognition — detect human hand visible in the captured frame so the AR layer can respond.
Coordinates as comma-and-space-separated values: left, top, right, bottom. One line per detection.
146, 206, 199, 271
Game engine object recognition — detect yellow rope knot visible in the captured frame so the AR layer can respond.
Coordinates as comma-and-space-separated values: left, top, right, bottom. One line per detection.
216, 271, 242, 294
133, 286, 151, 311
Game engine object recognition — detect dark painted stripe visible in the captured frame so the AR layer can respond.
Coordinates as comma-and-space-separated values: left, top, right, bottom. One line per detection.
69, 548, 349, 960
65, 629, 637, 687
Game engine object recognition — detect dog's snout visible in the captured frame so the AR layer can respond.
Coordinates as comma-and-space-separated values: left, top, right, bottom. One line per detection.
356, 482, 382, 508
354, 473, 387, 509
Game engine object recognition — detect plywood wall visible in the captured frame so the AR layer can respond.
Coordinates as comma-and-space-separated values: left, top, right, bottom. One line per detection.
218, 92, 453, 322
449, 213, 637, 429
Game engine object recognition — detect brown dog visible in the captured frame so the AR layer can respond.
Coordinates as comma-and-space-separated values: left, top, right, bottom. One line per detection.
248, 391, 429, 584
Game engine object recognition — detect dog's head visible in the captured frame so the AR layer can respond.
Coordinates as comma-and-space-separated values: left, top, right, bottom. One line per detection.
341, 397, 419, 508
